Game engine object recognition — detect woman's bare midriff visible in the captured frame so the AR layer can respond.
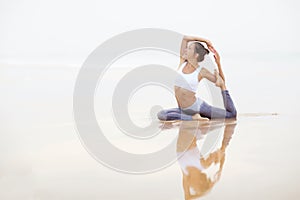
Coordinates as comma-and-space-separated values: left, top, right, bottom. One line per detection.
174, 86, 196, 108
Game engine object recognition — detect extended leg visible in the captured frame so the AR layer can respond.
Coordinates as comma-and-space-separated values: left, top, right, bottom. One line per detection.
199, 90, 237, 119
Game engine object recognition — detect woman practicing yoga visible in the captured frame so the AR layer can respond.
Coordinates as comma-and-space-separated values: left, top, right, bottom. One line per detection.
157, 35, 237, 121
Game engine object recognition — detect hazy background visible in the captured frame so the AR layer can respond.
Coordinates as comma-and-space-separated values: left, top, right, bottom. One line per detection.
1, 1, 300, 199
0, 0, 299, 65
1, 0, 300, 114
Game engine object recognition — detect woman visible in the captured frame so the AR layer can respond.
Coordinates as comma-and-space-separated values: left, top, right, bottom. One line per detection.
157, 35, 237, 121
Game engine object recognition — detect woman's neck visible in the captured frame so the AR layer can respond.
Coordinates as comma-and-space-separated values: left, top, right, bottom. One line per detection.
187, 60, 199, 69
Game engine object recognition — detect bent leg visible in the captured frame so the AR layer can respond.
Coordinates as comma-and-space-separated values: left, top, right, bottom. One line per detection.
199, 90, 237, 119
157, 108, 192, 121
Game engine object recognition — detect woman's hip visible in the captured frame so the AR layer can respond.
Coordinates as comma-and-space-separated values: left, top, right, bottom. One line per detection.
180, 98, 204, 115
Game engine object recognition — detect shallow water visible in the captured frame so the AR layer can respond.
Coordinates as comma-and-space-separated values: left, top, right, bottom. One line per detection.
0, 56, 300, 199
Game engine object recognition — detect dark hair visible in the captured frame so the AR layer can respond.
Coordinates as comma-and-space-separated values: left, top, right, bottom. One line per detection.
194, 42, 209, 62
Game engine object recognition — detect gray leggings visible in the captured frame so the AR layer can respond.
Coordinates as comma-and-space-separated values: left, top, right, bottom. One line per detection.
157, 90, 237, 120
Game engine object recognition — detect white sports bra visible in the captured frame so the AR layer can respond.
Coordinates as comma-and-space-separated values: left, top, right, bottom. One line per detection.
174, 61, 201, 93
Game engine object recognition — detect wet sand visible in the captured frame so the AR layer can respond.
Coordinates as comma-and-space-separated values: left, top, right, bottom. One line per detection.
1, 64, 300, 199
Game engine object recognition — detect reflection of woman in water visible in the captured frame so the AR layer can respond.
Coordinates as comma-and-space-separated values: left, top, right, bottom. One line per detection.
176, 121, 236, 199
157, 35, 237, 121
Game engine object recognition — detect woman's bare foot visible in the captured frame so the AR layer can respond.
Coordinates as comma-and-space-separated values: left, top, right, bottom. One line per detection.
214, 69, 226, 90
192, 113, 209, 121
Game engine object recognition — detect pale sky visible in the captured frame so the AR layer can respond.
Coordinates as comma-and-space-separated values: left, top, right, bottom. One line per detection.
0, 0, 299, 65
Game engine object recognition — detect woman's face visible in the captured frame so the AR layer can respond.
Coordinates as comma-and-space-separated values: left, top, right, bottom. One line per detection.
186, 43, 197, 60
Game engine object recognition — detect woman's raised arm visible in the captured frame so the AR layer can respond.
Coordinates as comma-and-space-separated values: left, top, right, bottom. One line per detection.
183, 35, 212, 47
209, 46, 225, 82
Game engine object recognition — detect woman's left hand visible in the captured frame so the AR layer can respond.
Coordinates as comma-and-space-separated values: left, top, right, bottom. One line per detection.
208, 45, 217, 53
208, 46, 221, 64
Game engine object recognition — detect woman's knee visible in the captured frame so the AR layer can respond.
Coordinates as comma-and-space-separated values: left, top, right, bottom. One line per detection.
157, 110, 167, 120
227, 109, 237, 118
231, 106, 237, 118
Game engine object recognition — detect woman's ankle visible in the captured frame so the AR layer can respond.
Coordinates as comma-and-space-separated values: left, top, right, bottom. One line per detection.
221, 85, 227, 91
